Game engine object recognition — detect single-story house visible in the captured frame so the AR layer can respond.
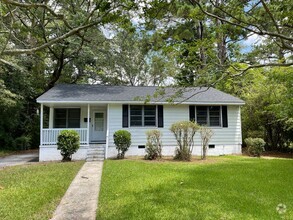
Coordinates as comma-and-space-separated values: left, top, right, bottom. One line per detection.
36, 84, 245, 161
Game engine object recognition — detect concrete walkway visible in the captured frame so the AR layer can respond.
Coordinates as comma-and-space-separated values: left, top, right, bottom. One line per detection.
51, 161, 104, 220
0, 151, 39, 168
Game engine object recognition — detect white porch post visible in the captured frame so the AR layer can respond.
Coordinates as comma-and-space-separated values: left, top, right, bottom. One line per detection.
40, 103, 43, 146
87, 104, 90, 145
105, 104, 109, 159
49, 107, 54, 128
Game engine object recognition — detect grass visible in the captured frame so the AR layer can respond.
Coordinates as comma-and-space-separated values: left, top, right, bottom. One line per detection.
97, 156, 293, 220
0, 161, 84, 220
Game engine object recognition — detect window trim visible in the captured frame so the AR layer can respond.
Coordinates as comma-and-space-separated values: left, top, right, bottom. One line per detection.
195, 105, 222, 127
54, 108, 81, 128
129, 105, 158, 127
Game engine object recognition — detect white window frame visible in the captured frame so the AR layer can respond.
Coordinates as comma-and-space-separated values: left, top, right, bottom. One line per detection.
54, 108, 81, 128
196, 106, 222, 127
129, 105, 158, 127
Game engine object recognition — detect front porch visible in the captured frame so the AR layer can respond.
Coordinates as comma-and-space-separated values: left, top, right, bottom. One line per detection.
39, 103, 109, 161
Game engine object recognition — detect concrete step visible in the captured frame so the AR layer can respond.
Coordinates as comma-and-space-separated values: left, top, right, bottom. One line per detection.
86, 158, 104, 162
87, 156, 104, 159
87, 149, 104, 152
86, 146, 105, 161
87, 150, 104, 154
87, 153, 104, 157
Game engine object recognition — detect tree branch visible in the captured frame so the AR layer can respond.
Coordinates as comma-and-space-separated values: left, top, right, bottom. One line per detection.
2, 13, 109, 55
189, 0, 293, 44
232, 62, 293, 76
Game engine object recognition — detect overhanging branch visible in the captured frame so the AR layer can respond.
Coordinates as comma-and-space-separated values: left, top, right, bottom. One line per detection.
189, 0, 293, 44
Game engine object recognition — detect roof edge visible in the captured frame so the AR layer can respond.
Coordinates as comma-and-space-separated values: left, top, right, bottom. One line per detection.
37, 100, 245, 105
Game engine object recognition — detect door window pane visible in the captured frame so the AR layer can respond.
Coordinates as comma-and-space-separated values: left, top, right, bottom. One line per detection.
95, 113, 104, 131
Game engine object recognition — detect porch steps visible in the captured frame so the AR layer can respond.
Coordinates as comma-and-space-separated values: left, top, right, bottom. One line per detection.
86, 145, 105, 161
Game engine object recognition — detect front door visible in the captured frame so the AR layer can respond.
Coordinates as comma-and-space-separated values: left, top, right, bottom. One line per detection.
91, 111, 106, 142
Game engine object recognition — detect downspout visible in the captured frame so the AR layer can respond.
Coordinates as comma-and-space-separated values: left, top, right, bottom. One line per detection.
87, 104, 90, 146
40, 103, 43, 146
105, 104, 110, 159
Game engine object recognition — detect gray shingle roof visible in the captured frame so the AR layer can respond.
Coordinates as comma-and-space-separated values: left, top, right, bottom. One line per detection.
37, 84, 245, 105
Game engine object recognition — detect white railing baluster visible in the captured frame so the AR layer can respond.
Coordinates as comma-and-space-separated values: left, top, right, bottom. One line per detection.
42, 128, 88, 145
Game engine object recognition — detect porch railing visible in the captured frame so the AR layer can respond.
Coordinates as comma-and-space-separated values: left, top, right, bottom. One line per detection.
42, 128, 88, 145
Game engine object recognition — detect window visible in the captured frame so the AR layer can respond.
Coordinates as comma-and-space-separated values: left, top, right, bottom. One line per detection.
130, 105, 156, 127
196, 106, 221, 127
54, 108, 80, 128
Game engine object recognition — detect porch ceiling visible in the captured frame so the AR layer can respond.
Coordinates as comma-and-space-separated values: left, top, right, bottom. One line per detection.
43, 103, 108, 108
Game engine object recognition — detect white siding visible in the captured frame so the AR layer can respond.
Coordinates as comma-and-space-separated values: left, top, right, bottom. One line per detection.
39, 145, 88, 161
40, 103, 242, 161
107, 104, 242, 158
80, 106, 88, 128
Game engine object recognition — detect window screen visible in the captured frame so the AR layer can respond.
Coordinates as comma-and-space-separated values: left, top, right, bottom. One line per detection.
144, 106, 156, 126
196, 106, 221, 127
130, 105, 143, 126
54, 108, 80, 128
196, 106, 208, 125
130, 105, 157, 127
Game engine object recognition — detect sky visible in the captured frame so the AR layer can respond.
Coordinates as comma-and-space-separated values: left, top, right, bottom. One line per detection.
240, 34, 264, 53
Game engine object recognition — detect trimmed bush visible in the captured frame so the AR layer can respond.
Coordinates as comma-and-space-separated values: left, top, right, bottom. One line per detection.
145, 130, 162, 160
245, 137, 265, 157
170, 121, 200, 161
57, 130, 80, 161
113, 130, 131, 159
200, 126, 214, 160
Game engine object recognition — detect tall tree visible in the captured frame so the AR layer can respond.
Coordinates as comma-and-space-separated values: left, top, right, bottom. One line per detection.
188, 0, 293, 73
91, 29, 171, 86
143, 0, 244, 86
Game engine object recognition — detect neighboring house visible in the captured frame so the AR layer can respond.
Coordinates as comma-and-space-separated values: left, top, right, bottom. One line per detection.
36, 84, 245, 161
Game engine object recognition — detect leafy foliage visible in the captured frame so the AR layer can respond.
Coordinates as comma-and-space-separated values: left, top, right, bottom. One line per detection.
245, 138, 266, 157
170, 121, 200, 161
218, 67, 293, 152
144, 130, 162, 160
113, 130, 131, 159
0, 0, 292, 157
57, 130, 80, 161
14, 135, 31, 151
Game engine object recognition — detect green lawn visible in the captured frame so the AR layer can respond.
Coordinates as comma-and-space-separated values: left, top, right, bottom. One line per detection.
0, 161, 84, 220
97, 157, 293, 220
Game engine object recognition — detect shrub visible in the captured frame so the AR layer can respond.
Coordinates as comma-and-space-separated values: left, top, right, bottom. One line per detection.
14, 135, 31, 150
57, 130, 80, 161
170, 121, 200, 161
145, 130, 162, 160
200, 126, 214, 160
113, 130, 131, 159
245, 137, 265, 157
